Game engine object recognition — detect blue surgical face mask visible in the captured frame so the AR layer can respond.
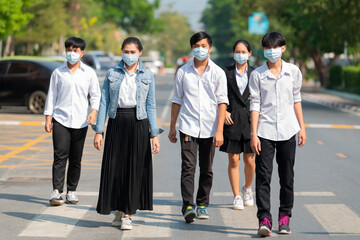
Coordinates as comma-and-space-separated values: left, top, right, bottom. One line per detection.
65, 52, 81, 65
234, 54, 249, 64
192, 47, 209, 61
122, 53, 139, 66
264, 48, 282, 63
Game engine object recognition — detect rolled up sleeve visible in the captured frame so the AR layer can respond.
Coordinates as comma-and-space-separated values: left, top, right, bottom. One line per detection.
249, 71, 261, 112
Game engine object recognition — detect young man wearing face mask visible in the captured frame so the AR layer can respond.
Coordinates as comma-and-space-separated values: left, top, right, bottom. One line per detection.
249, 32, 306, 236
169, 31, 228, 223
44, 37, 101, 206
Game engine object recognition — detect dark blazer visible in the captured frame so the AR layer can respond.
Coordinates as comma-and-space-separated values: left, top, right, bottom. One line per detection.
223, 63, 254, 141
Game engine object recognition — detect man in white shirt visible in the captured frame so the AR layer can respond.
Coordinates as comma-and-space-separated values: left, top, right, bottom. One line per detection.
44, 37, 101, 206
249, 32, 306, 236
169, 32, 228, 223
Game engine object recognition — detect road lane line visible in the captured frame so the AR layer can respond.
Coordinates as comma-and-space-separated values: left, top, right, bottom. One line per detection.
220, 205, 260, 238
18, 205, 91, 238
160, 88, 174, 123
122, 204, 172, 239
294, 192, 335, 196
213, 192, 234, 197
0, 133, 50, 164
305, 204, 360, 235
336, 153, 347, 159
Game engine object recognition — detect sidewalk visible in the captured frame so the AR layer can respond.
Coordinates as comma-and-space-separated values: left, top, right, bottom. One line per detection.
302, 83, 360, 115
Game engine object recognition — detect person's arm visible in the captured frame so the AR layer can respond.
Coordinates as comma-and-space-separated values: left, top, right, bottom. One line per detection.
169, 103, 181, 143
44, 72, 57, 133
293, 67, 306, 147
249, 71, 261, 155
213, 103, 227, 147
169, 68, 184, 143
87, 70, 101, 125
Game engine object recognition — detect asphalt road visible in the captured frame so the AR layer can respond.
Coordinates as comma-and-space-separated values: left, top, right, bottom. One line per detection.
0, 74, 360, 240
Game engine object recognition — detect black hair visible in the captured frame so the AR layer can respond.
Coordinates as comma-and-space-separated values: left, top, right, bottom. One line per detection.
261, 32, 286, 48
65, 37, 86, 51
121, 37, 143, 51
232, 39, 252, 52
190, 31, 212, 47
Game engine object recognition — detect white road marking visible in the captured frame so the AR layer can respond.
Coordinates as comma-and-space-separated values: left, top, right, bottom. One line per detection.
122, 204, 172, 239
294, 192, 335, 196
76, 191, 174, 197
220, 206, 264, 238
160, 88, 174, 123
305, 204, 360, 235
213, 192, 234, 197
18, 205, 91, 238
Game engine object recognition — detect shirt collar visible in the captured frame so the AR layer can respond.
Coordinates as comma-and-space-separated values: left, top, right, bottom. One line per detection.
236, 65, 248, 78
259, 60, 290, 79
189, 58, 212, 72
62, 61, 86, 72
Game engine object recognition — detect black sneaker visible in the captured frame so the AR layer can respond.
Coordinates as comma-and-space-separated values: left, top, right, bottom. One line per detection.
258, 217, 272, 236
184, 206, 196, 223
278, 212, 291, 234
49, 189, 64, 206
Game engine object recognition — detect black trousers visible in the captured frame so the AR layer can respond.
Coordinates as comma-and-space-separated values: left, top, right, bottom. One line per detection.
255, 135, 296, 222
52, 119, 88, 193
180, 131, 215, 214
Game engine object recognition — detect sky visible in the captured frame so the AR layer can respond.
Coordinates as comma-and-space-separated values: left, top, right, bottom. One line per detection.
156, 0, 208, 31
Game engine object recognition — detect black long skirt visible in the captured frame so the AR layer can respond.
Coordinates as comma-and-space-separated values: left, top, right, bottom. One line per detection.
96, 108, 153, 215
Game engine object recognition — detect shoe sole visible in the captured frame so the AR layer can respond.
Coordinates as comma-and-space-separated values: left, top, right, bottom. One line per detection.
258, 227, 272, 236
121, 226, 133, 230
244, 202, 254, 207
278, 230, 291, 234
66, 199, 79, 204
197, 215, 210, 219
233, 205, 245, 210
49, 200, 64, 206
184, 211, 196, 223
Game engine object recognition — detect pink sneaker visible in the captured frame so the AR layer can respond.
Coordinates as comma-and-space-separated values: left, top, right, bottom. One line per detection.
258, 217, 272, 236
278, 212, 291, 234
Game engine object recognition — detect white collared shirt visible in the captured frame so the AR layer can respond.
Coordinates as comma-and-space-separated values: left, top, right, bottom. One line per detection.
118, 66, 138, 108
44, 62, 101, 129
235, 66, 248, 95
249, 60, 302, 141
172, 59, 228, 138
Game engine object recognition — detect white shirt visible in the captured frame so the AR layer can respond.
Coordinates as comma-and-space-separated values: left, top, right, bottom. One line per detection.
249, 60, 302, 141
172, 59, 228, 138
44, 62, 101, 129
235, 66, 248, 95
118, 66, 137, 108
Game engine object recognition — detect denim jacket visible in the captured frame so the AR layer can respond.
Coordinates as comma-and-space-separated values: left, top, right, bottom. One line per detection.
94, 60, 163, 137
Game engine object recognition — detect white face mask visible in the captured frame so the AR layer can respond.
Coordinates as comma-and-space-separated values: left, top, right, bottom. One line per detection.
234, 54, 249, 64
264, 48, 282, 63
192, 47, 209, 61
65, 52, 81, 65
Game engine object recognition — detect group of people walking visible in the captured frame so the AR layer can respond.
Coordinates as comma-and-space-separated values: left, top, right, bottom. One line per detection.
44, 30, 306, 237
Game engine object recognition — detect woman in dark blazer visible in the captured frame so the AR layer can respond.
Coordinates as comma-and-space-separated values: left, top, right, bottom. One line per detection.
220, 39, 255, 210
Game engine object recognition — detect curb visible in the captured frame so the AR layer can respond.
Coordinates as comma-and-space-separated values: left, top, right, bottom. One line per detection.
302, 93, 360, 113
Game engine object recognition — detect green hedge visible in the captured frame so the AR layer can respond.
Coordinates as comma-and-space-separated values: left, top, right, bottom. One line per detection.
328, 65, 360, 94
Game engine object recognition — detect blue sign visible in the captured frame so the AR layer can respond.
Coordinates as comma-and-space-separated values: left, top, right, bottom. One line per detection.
248, 12, 269, 34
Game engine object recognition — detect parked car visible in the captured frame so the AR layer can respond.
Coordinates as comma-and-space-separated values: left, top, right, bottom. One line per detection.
0, 57, 63, 114
81, 51, 116, 87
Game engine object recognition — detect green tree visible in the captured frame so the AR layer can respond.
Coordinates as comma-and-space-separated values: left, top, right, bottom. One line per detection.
97, 0, 162, 33
155, 11, 193, 65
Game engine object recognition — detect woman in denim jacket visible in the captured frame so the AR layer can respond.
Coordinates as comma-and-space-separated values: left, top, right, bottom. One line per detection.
93, 37, 163, 230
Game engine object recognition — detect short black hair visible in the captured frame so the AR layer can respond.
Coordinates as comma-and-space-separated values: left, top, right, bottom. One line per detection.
232, 39, 252, 52
261, 32, 286, 48
190, 31, 212, 47
65, 37, 86, 51
121, 37, 143, 51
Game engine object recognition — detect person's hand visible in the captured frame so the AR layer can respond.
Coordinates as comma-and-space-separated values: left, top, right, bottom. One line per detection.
224, 111, 234, 125
251, 135, 261, 155
168, 127, 177, 143
94, 133, 103, 151
298, 128, 306, 147
151, 136, 160, 154
87, 110, 97, 125
213, 131, 224, 147
45, 116, 52, 133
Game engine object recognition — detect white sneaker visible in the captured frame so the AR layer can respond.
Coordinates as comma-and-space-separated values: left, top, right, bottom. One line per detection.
49, 189, 64, 206
233, 195, 244, 210
66, 191, 79, 204
241, 186, 254, 206
112, 211, 124, 227
121, 217, 133, 230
